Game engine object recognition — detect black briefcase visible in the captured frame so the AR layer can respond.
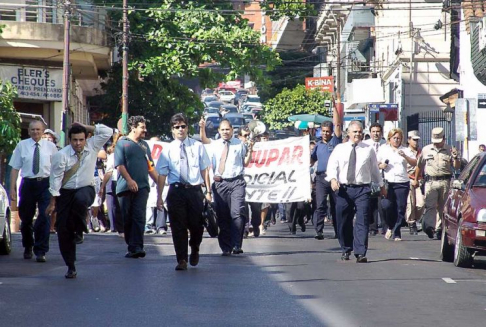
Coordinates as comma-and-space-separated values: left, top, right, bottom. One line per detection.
202, 199, 219, 238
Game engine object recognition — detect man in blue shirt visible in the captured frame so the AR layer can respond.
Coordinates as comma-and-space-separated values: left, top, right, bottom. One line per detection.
210, 119, 254, 256
156, 113, 212, 271
310, 105, 342, 240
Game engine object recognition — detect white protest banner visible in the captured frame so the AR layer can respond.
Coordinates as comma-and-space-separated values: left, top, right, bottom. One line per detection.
146, 140, 170, 166
244, 136, 311, 203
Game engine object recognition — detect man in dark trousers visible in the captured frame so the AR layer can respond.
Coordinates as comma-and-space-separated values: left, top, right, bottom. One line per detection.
9, 120, 58, 262
46, 123, 112, 278
310, 105, 342, 240
115, 116, 158, 258
211, 119, 253, 256
156, 113, 211, 271
326, 121, 386, 263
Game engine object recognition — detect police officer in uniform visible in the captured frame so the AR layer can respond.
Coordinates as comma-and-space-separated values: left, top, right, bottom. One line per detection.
413, 127, 460, 239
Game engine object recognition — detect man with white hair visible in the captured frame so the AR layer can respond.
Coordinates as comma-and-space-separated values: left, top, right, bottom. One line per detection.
326, 121, 386, 263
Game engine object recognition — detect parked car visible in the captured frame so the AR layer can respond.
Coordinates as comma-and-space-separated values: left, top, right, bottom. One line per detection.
242, 113, 254, 124
0, 184, 12, 255
204, 113, 222, 138
240, 103, 259, 113
245, 95, 261, 104
234, 89, 249, 105
218, 90, 235, 103
207, 101, 225, 110
441, 153, 486, 268
224, 113, 246, 137
220, 104, 239, 116
203, 96, 218, 106
203, 107, 220, 116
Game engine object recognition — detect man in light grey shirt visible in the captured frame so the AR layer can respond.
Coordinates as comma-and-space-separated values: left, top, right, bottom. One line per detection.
46, 123, 112, 278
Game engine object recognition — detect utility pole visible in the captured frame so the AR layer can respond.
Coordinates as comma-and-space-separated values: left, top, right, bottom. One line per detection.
60, 0, 71, 147
121, 0, 129, 135
336, 18, 341, 104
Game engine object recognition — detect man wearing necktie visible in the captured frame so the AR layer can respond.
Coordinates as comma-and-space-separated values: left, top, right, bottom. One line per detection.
46, 122, 112, 278
156, 113, 212, 271
210, 119, 254, 256
363, 122, 386, 236
9, 120, 58, 262
326, 121, 386, 263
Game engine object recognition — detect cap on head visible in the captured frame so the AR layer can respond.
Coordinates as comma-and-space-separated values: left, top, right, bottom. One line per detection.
431, 127, 444, 143
44, 128, 60, 143
407, 130, 420, 140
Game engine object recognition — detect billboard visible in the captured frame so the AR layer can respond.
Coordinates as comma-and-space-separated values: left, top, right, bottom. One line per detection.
305, 76, 334, 92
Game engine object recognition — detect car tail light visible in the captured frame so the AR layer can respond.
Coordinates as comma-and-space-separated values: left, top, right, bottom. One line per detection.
477, 209, 486, 223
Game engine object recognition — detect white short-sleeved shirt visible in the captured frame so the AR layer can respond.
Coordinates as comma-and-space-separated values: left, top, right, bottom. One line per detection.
377, 144, 416, 183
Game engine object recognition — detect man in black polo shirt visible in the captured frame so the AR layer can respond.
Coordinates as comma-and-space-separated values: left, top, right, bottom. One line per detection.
310, 105, 342, 240
115, 116, 158, 258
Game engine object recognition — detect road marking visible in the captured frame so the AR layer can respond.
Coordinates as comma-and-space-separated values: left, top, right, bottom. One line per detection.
442, 278, 456, 284
410, 257, 419, 260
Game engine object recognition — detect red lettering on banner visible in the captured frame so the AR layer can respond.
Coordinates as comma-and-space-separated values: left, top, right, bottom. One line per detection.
291, 146, 303, 164
278, 147, 290, 165
266, 149, 279, 167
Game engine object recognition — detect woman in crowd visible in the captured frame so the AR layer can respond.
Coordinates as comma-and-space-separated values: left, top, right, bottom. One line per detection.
377, 128, 417, 241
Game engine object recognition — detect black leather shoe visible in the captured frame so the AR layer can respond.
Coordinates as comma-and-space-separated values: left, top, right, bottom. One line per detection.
314, 232, 324, 240
65, 268, 77, 279
341, 252, 350, 261
435, 230, 442, 240
356, 255, 368, 263
36, 255, 46, 263
23, 247, 33, 260
301, 224, 306, 232
221, 251, 232, 257
369, 230, 377, 236
175, 260, 188, 271
232, 247, 244, 255
125, 251, 139, 258
424, 227, 435, 239
189, 251, 199, 266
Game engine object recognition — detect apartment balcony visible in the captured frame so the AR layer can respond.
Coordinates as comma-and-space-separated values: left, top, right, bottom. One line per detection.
0, 1, 111, 81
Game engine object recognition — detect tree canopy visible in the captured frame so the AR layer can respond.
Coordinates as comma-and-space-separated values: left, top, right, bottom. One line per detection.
0, 80, 21, 154
262, 85, 332, 131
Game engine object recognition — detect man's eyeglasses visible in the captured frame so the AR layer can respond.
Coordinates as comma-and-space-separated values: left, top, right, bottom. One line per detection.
173, 125, 187, 130
241, 134, 250, 138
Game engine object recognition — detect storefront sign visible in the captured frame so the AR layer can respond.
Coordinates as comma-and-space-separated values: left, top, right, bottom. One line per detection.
0, 65, 62, 101
305, 76, 334, 92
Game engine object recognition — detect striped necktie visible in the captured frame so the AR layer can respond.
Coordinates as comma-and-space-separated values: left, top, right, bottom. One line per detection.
32, 142, 40, 175
180, 143, 189, 183
218, 141, 229, 175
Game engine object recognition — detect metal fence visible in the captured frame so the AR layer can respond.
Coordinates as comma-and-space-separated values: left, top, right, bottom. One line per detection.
407, 110, 453, 148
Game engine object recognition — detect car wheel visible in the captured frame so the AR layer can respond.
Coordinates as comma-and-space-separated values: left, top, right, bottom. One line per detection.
440, 226, 454, 262
0, 211, 12, 255
453, 219, 473, 268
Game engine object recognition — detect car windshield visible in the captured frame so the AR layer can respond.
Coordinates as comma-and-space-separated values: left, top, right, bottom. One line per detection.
206, 117, 221, 124
247, 96, 260, 103
473, 159, 486, 186
227, 117, 245, 126
204, 96, 217, 102
223, 107, 238, 113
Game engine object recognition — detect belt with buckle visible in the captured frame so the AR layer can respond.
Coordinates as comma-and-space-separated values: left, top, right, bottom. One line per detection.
342, 183, 365, 188
170, 183, 200, 189
26, 177, 48, 182
426, 175, 452, 181
316, 171, 326, 176
213, 175, 242, 182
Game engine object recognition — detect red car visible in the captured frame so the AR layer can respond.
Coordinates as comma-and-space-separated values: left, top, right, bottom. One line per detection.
441, 152, 486, 267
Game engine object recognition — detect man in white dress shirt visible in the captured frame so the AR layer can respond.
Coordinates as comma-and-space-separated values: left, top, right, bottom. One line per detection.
9, 120, 58, 262
157, 113, 211, 271
363, 122, 386, 236
46, 123, 113, 278
326, 121, 386, 262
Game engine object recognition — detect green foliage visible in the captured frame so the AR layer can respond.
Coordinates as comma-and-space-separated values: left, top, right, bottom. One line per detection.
260, 0, 317, 21
262, 85, 332, 130
92, 64, 204, 138
0, 81, 22, 153
133, 0, 281, 85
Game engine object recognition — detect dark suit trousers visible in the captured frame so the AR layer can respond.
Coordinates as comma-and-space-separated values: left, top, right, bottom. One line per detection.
118, 188, 149, 253
213, 177, 246, 252
166, 186, 205, 263
56, 186, 95, 268
287, 202, 307, 232
335, 185, 371, 256
18, 177, 51, 255
313, 175, 336, 234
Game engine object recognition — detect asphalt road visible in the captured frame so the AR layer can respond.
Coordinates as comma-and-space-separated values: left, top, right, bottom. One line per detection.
1, 222, 486, 327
